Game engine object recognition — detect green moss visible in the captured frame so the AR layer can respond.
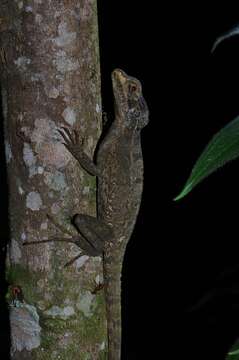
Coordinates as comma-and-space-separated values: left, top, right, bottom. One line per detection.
47, 248, 80, 307
40, 332, 54, 350
99, 350, 107, 360
32, 291, 106, 359
32, 311, 106, 359
6, 264, 43, 304
77, 292, 106, 341
42, 316, 69, 335
48, 292, 106, 345
6, 264, 28, 283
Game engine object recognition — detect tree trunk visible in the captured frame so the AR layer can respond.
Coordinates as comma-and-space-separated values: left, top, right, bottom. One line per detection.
0, 1, 107, 359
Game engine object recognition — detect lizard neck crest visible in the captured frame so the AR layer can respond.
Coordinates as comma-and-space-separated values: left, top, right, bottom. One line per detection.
111, 69, 149, 131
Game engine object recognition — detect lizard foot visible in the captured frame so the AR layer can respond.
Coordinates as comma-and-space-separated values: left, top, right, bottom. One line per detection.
91, 281, 104, 295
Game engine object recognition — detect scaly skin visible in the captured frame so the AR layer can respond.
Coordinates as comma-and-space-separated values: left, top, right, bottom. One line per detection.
97, 69, 149, 359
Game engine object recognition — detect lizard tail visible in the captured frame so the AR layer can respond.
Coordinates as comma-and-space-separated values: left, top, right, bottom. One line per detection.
103, 250, 123, 360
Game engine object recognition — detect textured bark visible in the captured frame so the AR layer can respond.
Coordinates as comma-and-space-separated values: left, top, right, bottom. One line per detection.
0, 1, 107, 359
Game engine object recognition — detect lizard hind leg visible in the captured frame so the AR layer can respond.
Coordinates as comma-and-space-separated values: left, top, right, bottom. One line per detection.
23, 214, 78, 246
72, 213, 113, 255
46, 213, 101, 257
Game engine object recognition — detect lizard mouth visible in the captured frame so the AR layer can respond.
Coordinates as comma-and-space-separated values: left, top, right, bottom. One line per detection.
111, 69, 128, 86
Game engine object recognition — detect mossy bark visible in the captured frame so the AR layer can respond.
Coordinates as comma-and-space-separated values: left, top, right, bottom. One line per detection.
0, 1, 107, 359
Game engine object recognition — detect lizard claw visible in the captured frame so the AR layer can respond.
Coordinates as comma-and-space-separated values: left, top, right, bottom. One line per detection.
57, 127, 84, 149
91, 281, 104, 295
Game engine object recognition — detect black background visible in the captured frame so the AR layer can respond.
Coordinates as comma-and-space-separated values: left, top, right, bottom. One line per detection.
2, 2, 239, 359
98, 2, 239, 360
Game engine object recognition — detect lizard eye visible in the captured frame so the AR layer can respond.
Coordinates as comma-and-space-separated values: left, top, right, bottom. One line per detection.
129, 84, 137, 93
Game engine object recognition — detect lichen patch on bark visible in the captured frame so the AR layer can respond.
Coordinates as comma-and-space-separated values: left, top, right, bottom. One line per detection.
23, 143, 38, 177
14, 56, 31, 71
76, 291, 96, 318
5, 140, 13, 163
10, 239, 22, 264
62, 106, 76, 125
74, 254, 89, 269
26, 192, 43, 211
43, 170, 67, 192
45, 305, 75, 319
53, 21, 77, 48
54, 50, 80, 74
10, 303, 41, 354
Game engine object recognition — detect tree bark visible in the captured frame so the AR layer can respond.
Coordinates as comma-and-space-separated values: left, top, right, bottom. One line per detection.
0, 1, 107, 359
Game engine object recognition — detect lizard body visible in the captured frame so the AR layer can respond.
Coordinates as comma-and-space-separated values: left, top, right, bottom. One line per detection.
96, 70, 148, 358
24, 69, 149, 359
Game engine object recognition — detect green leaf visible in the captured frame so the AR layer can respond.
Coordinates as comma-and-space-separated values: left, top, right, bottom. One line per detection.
226, 338, 239, 360
211, 24, 239, 53
174, 115, 239, 201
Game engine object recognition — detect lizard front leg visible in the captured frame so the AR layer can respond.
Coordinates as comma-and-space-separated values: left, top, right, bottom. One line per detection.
58, 127, 100, 177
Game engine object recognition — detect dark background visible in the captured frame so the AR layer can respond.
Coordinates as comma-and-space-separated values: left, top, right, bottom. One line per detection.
98, 2, 239, 360
2, 2, 239, 359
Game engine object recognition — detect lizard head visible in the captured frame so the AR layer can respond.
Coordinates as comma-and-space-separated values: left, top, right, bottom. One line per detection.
111, 69, 149, 130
